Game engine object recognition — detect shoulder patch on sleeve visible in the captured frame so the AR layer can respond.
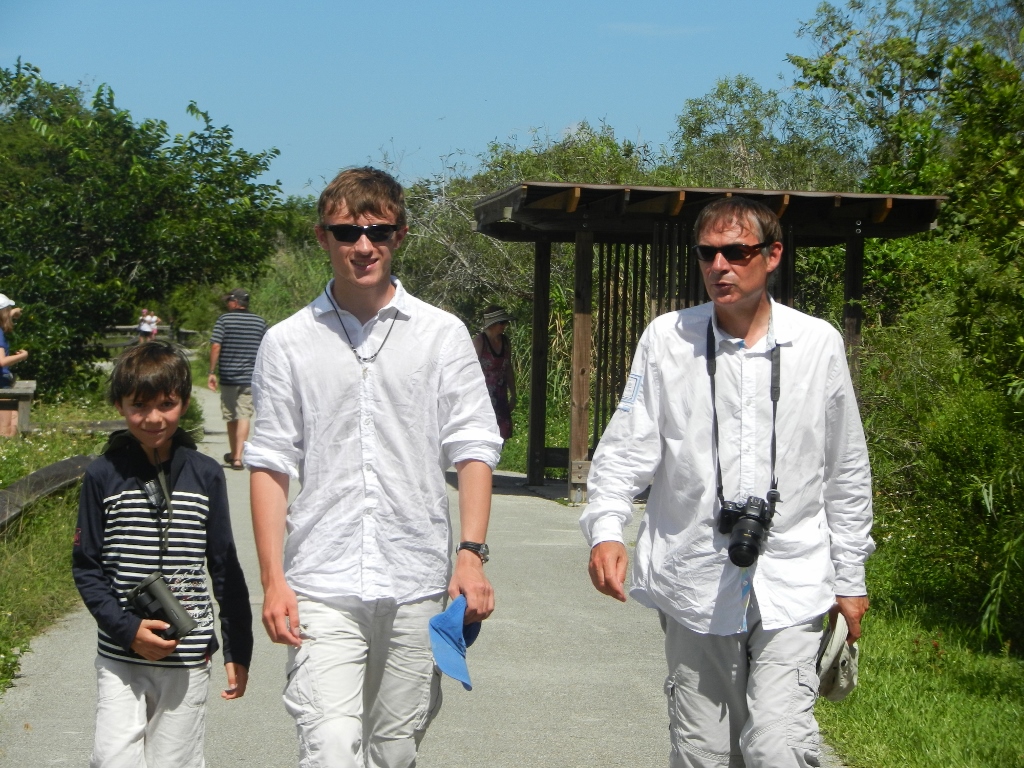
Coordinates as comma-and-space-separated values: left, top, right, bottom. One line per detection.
617, 373, 643, 412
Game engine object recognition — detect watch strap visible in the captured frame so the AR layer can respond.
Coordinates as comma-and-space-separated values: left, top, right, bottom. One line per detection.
457, 541, 489, 563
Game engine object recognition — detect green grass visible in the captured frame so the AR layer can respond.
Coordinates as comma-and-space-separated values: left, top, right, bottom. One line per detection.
0, 426, 108, 489
818, 610, 1024, 768
0, 487, 82, 691
32, 393, 120, 424
495, 392, 571, 481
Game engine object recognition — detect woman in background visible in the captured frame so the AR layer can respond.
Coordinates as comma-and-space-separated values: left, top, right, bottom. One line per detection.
0, 294, 29, 437
137, 308, 160, 343
473, 305, 516, 441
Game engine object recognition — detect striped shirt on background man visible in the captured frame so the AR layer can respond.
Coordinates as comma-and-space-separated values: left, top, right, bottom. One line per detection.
210, 310, 267, 386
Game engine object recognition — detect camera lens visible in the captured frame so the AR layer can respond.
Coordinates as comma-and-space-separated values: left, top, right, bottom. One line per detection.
728, 518, 766, 567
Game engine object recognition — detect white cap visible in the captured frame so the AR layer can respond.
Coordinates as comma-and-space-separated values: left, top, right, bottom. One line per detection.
816, 612, 859, 702
0, 294, 15, 311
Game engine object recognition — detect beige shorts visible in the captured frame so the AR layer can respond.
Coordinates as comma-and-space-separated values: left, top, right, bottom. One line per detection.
220, 385, 253, 421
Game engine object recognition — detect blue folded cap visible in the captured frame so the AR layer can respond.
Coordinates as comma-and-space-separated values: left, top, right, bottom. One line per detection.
428, 595, 482, 691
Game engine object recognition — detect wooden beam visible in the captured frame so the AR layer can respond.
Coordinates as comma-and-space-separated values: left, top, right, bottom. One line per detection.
625, 190, 685, 215
569, 231, 594, 503
527, 241, 552, 486
844, 235, 865, 353
767, 194, 790, 218
527, 186, 581, 213
834, 195, 843, 208
781, 224, 796, 307
872, 197, 893, 224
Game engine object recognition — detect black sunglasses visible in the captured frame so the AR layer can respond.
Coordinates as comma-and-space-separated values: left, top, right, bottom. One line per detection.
322, 224, 401, 243
693, 241, 773, 262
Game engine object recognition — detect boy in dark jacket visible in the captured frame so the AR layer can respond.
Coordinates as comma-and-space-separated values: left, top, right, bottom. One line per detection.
72, 341, 253, 768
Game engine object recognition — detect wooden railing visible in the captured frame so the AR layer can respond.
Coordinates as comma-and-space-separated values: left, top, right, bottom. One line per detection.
102, 326, 201, 349
0, 455, 94, 532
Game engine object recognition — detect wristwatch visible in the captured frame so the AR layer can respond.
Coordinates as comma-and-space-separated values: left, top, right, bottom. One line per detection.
457, 541, 490, 564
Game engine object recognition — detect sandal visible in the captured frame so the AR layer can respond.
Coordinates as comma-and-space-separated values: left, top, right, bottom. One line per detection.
223, 453, 233, 465
230, 460, 244, 471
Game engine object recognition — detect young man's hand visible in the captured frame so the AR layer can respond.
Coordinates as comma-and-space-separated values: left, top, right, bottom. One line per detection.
262, 579, 303, 646
130, 619, 179, 660
449, 549, 494, 623
207, 373, 218, 392
588, 541, 628, 602
221, 662, 249, 700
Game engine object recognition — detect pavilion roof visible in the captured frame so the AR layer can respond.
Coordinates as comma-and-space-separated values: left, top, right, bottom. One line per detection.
473, 181, 946, 247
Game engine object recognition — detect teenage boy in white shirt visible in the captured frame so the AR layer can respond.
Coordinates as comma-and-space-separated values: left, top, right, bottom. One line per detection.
246, 167, 501, 768
582, 197, 874, 768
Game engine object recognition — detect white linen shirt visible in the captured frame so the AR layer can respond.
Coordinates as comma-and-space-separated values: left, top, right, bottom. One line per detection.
580, 300, 875, 633
244, 279, 502, 605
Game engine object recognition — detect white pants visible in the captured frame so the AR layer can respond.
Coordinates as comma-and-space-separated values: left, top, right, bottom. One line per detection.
90, 655, 210, 768
662, 596, 824, 768
284, 595, 443, 768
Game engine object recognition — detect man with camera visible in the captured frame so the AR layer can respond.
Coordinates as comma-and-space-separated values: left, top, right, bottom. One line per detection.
581, 197, 874, 768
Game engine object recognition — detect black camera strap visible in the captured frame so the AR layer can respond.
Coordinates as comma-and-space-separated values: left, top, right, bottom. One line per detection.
153, 464, 176, 574
706, 318, 780, 509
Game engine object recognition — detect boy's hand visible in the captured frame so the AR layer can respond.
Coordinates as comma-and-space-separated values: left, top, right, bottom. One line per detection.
130, 619, 179, 660
221, 662, 248, 700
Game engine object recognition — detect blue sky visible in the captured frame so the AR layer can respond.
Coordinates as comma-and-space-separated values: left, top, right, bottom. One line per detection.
2, 0, 825, 197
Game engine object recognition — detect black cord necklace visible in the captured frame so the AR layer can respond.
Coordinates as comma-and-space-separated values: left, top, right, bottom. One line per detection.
325, 288, 398, 364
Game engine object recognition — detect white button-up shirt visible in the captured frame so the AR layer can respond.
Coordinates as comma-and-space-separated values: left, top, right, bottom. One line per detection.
245, 280, 502, 605
580, 300, 874, 633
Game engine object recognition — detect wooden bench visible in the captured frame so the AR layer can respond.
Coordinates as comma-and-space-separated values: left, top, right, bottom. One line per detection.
0, 380, 36, 434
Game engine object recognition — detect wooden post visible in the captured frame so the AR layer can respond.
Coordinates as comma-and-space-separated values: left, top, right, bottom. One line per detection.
844, 235, 865, 353
782, 224, 796, 307
569, 231, 594, 503
527, 240, 552, 486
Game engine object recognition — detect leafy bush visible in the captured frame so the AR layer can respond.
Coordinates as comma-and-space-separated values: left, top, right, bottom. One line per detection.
859, 295, 1024, 645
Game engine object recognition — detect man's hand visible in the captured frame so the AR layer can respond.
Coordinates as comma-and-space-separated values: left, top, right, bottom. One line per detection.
251, 469, 300, 645
207, 373, 218, 392
130, 619, 179, 661
588, 541, 628, 602
262, 579, 302, 647
835, 595, 870, 644
221, 662, 249, 700
449, 549, 494, 623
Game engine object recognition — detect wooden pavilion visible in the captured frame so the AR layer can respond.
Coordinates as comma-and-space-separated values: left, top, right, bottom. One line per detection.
472, 182, 946, 499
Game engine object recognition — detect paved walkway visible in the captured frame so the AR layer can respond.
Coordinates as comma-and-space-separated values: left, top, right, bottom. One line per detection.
0, 386, 842, 766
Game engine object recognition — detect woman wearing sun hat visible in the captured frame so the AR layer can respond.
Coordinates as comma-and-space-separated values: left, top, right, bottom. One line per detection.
0, 294, 29, 437
473, 305, 516, 440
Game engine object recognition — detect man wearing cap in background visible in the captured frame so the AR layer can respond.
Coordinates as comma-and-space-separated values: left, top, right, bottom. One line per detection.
582, 197, 873, 768
208, 288, 267, 469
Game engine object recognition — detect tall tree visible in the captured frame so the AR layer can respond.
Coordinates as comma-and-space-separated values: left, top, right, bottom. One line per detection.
667, 75, 863, 191
0, 61, 281, 390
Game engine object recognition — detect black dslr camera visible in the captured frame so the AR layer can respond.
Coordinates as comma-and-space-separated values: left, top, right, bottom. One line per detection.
125, 478, 198, 641
717, 490, 780, 567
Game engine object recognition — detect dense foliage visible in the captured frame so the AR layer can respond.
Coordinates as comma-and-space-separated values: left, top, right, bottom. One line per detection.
3, 0, 1022, 650
0, 61, 281, 392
